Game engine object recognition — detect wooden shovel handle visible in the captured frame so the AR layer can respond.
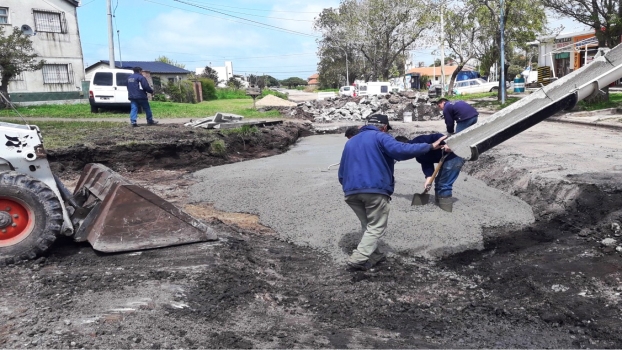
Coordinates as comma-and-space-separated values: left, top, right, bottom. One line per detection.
423, 154, 448, 194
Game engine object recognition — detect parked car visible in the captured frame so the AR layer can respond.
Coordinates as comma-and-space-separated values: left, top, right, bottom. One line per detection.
88, 68, 133, 113
339, 85, 356, 97
357, 82, 390, 96
427, 83, 447, 98
452, 78, 507, 95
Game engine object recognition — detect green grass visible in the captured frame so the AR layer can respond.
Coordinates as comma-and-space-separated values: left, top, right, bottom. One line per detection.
0, 99, 282, 119
0, 119, 124, 149
577, 92, 622, 111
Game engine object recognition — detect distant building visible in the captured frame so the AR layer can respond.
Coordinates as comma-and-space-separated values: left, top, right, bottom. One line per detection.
85, 60, 191, 89
307, 73, 319, 86
406, 65, 478, 84
195, 61, 233, 87
1, 0, 86, 105
535, 30, 599, 78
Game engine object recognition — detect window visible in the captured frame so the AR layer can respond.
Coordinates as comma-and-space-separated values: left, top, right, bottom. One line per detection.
380, 85, 388, 93
0, 7, 8, 24
33, 9, 66, 33
168, 77, 175, 83
116, 72, 131, 86
42, 64, 72, 84
93, 72, 113, 86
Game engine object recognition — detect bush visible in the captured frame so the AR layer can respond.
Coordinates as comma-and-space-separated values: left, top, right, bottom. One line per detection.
199, 78, 217, 101
216, 87, 249, 100
152, 93, 167, 102
162, 80, 196, 103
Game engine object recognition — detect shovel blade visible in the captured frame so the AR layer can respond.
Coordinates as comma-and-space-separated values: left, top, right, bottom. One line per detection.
411, 193, 430, 206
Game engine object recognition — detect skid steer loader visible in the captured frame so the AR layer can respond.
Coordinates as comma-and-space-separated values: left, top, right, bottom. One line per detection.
0, 120, 217, 264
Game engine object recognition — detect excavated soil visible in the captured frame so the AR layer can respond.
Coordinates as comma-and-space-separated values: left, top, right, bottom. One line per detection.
1, 120, 622, 348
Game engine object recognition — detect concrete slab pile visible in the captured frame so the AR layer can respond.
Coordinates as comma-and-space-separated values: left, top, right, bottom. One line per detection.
269, 91, 442, 123
184, 112, 282, 129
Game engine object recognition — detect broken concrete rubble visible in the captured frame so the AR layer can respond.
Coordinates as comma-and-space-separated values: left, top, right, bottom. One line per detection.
275, 90, 442, 123
184, 112, 282, 129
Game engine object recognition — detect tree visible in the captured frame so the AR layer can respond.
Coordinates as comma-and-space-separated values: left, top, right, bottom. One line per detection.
280, 77, 307, 88
471, 0, 547, 99
541, 0, 622, 47
155, 55, 186, 69
443, 3, 487, 94
227, 77, 242, 89
0, 26, 45, 105
315, 0, 434, 81
201, 66, 219, 83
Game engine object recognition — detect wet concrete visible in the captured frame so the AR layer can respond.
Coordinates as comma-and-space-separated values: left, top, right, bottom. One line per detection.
189, 134, 534, 261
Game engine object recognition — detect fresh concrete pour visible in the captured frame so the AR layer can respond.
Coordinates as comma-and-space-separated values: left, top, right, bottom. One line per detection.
190, 134, 534, 261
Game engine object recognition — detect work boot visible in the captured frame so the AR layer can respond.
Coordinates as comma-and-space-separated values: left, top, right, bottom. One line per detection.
346, 260, 373, 271
368, 251, 387, 266
438, 196, 453, 212
147, 120, 159, 126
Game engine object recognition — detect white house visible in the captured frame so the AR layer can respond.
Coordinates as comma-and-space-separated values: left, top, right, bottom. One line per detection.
0, 0, 85, 104
195, 61, 233, 87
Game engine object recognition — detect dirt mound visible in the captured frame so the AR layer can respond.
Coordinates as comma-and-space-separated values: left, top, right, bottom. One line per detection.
256, 94, 297, 107
47, 122, 309, 176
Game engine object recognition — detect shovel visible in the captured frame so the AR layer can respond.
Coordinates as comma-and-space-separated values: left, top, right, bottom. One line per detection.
411, 154, 447, 206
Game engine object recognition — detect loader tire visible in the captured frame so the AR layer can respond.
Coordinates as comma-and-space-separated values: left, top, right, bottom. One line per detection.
0, 172, 63, 265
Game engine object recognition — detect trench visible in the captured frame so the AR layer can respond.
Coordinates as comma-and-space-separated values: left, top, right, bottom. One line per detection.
43, 123, 622, 347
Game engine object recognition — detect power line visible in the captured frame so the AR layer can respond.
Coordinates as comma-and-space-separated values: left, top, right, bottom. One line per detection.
81, 42, 318, 60
181, 0, 319, 13
172, 0, 319, 38
181, 0, 313, 22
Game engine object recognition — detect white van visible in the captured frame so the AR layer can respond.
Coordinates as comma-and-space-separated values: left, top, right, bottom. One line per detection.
88, 68, 133, 113
339, 86, 355, 97
357, 82, 390, 96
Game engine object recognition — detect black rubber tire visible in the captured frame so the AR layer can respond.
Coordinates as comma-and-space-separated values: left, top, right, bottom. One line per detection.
0, 172, 63, 265
490, 87, 499, 92
90, 104, 99, 113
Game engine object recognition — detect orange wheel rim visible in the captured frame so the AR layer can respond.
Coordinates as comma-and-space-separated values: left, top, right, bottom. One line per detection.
0, 198, 34, 247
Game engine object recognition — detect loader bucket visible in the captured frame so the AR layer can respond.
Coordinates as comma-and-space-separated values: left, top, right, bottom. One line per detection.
71, 163, 217, 253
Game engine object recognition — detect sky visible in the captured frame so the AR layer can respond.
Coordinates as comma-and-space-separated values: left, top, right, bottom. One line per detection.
76, 0, 591, 80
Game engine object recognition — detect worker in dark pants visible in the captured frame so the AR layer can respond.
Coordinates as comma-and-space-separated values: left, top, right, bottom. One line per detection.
339, 115, 446, 270
436, 98, 478, 134
127, 67, 158, 127
397, 134, 463, 212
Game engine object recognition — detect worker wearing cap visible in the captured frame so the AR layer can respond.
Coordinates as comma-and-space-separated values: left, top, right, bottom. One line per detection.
397, 133, 463, 212
436, 98, 478, 134
338, 114, 446, 271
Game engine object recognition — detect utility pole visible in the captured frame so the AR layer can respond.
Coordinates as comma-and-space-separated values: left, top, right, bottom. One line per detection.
440, 1, 445, 97
117, 30, 123, 67
500, 0, 506, 103
107, 0, 115, 68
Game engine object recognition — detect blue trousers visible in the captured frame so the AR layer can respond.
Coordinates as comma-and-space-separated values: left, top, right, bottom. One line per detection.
456, 116, 478, 133
130, 99, 154, 124
435, 156, 465, 197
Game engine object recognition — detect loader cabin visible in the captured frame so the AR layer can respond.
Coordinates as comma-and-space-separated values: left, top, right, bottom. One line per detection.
357, 82, 390, 96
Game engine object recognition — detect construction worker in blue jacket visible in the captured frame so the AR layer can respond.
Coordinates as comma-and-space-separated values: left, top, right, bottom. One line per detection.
127, 67, 158, 127
436, 98, 478, 134
338, 114, 446, 271
407, 133, 464, 212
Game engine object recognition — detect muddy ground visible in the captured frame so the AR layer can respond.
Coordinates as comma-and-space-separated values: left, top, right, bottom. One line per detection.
1, 119, 622, 348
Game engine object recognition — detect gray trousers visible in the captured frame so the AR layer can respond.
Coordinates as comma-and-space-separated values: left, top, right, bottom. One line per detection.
344, 193, 390, 264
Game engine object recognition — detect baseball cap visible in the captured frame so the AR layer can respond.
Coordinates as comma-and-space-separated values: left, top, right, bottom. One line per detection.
366, 114, 392, 130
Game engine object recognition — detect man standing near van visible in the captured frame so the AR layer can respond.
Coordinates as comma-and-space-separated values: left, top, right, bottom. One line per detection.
127, 67, 158, 127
